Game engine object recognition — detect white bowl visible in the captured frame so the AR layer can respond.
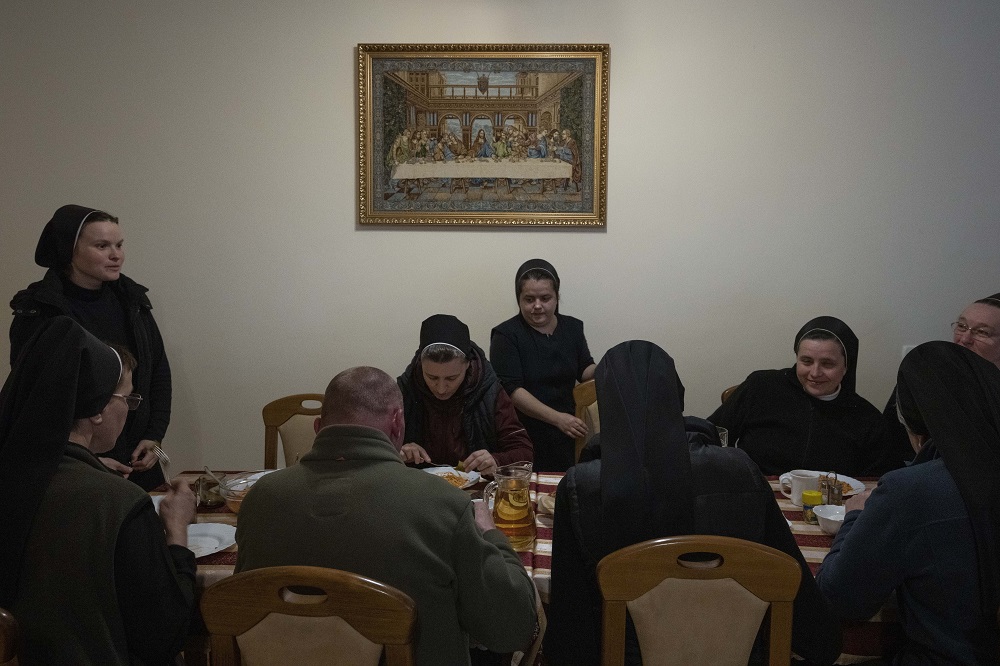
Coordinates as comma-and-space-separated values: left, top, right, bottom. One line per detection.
814, 504, 845, 536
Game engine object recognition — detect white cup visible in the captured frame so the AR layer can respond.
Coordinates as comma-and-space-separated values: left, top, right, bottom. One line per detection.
779, 469, 821, 506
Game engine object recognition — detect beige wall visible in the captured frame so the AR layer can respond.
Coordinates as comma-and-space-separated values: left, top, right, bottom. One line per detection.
2, 1, 998, 471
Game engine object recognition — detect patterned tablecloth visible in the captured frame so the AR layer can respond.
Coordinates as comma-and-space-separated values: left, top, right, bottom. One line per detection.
167, 471, 898, 664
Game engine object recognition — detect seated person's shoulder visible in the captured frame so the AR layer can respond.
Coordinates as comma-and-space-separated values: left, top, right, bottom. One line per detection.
690, 445, 770, 493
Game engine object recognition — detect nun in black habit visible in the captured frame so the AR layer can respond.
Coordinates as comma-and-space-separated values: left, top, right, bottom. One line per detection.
818, 341, 1000, 664
0, 316, 195, 665
709, 315, 898, 476
543, 340, 841, 665
9, 204, 172, 489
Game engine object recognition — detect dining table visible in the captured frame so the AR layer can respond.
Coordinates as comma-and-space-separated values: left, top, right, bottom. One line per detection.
164, 470, 898, 666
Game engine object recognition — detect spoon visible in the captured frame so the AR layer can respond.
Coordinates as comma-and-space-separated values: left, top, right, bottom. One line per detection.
203, 466, 227, 488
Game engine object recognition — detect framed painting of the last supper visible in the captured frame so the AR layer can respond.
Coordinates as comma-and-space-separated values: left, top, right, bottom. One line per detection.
358, 43, 609, 227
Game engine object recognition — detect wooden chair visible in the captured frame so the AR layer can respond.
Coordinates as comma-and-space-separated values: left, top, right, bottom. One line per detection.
720, 384, 740, 404
200, 566, 417, 666
573, 379, 598, 462
0, 607, 20, 666
262, 393, 323, 469
596, 535, 801, 666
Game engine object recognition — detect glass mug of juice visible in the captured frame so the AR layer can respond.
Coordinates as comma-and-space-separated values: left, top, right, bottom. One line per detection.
483, 461, 536, 550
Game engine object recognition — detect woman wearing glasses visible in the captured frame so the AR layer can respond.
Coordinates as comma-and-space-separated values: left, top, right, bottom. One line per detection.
708, 316, 897, 476
0, 317, 196, 665
9, 205, 172, 489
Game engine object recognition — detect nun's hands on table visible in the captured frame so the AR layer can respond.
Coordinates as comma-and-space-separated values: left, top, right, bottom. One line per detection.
463, 450, 497, 477
401, 442, 432, 465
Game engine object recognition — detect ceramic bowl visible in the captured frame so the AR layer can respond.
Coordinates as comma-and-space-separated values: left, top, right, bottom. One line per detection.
814, 504, 846, 536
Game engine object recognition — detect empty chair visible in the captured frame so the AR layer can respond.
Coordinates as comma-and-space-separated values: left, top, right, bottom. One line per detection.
200, 565, 417, 666
262, 394, 323, 469
597, 535, 801, 666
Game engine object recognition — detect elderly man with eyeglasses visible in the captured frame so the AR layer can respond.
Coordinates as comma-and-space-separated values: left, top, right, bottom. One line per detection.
952, 293, 1000, 368
879, 292, 1000, 470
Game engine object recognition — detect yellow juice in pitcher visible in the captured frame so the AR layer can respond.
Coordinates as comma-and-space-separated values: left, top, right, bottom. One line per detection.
491, 477, 536, 550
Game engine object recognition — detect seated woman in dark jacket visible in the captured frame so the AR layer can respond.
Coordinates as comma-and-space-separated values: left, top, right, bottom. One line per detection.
397, 314, 532, 476
709, 315, 898, 476
818, 342, 1000, 664
543, 340, 841, 665
0, 316, 196, 665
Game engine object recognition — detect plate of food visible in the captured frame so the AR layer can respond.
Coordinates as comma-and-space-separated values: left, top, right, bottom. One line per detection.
186, 523, 237, 558
826, 474, 866, 497
423, 466, 481, 489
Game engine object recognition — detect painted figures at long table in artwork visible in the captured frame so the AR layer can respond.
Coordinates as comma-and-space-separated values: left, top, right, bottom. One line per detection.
387, 122, 582, 197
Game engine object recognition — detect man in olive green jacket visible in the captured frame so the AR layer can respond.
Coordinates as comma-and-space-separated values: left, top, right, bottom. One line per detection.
236, 366, 537, 665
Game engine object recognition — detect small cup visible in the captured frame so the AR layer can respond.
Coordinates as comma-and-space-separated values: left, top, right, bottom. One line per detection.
716, 427, 729, 448
195, 476, 224, 508
779, 469, 821, 507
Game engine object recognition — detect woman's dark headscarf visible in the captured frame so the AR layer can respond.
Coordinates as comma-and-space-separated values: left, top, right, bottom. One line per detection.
896, 341, 1000, 618
0, 316, 122, 607
515, 258, 561, 315
598, 340, 694, 554
794, 315, 860, 394
34, 204, 113, 269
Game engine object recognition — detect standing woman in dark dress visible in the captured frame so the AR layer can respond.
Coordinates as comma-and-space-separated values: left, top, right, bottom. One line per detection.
9, 205, 172, 489
491, 259, 596, 472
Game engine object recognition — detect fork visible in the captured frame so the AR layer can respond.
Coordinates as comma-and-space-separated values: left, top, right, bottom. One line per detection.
152, 444, 171, 475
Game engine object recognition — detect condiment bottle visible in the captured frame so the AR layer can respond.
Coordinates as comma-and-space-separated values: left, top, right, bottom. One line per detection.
801, 490, 823, 525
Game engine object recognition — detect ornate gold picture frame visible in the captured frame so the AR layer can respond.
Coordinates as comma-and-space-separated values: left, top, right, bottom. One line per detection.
358, 44, 609, 227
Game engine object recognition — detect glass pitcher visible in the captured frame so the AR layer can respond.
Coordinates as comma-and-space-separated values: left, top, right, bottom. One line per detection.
483, 461, 536, 550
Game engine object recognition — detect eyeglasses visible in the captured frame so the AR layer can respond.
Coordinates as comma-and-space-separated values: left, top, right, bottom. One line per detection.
113, 393, 143, 411
951, 322, 996, 341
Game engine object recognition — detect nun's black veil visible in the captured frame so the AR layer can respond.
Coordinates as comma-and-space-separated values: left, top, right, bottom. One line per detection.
598, 340, 694, 554
896, 341, 1000, 618
0, 316, 121, 607
794, 316, 861, 395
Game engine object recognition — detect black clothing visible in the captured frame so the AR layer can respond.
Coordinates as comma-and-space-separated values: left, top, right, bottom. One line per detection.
895, 342, 1000, 620
33, 204, 111, 268
490, 314, 594, 472
709, 368, 892, 476
708, 312, 895, 476
0, 317, 120, 607
419, 313, 471, 355
11, 268, 171, 489
0, 318, 193, 664
545, 442, 842, 665
116, 497, 197, 663
543, 340, 840, 665
880, 390, 917, 469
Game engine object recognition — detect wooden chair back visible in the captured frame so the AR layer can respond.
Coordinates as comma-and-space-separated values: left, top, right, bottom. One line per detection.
0, 607, 19, 666
262, 393, 323, 469
720, 384, 740, 404
597, 535, 801, 666
573, 379, 598, 462
200, 566, 417, 666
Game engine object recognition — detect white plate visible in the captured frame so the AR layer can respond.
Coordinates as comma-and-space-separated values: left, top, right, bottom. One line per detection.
187, 523, 237, 558
827, 474, 866, 497
423, 466, 481, 489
